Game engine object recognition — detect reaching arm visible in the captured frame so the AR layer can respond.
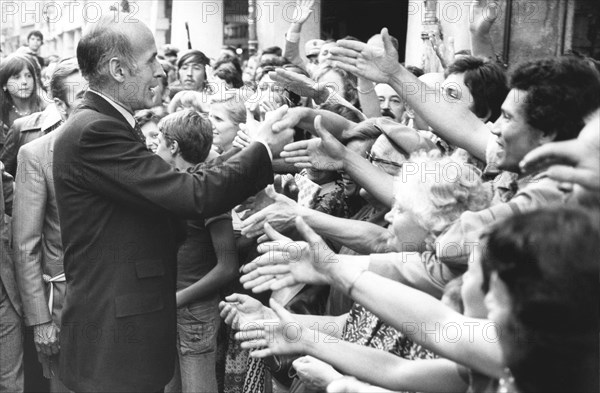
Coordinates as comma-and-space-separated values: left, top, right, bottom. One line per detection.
239, 299, 469, 392
176, 217, 239, 307
328, 28, 490, 161
326, 263, 504, 378
272, 107, 357, 140
357, 78, 381, 118
469, 0, 499, 59
282, 0, 314, 67
243, 218, 505, 377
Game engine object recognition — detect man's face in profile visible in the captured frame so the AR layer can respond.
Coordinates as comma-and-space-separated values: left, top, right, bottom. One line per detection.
122, 26, 165, 111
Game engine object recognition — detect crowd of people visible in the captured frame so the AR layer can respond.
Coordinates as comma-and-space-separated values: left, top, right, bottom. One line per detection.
0, 0, 598, 392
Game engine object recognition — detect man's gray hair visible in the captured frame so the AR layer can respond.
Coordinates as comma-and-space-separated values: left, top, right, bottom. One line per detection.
76, 15, 138, 88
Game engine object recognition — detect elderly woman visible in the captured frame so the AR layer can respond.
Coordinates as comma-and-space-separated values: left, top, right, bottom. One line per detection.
226, 152, 492, 391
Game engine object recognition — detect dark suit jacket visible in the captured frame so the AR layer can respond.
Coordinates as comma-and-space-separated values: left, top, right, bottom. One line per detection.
53, 92, 272, 392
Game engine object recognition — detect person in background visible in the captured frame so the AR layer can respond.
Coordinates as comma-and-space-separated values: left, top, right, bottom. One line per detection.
209, 90, 247, 154
134, 108, 167, 153
175, 50, 210, 93
259, 46, 283, 64
154, 109, 238, 393
17, 30, 46, 70
0, 54, 46, 133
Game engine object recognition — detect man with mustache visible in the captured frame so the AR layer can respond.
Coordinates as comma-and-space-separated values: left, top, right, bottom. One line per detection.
374, 83, 407, 123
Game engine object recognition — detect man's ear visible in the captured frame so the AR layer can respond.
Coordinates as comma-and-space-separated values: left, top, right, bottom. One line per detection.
170, 140, 179, 155
108, 57, 126, 83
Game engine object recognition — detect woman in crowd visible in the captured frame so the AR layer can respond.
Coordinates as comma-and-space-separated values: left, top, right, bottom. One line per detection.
134, 108, 167, 153
0, 54, 46, 131
208, 89, 247, 154
154, 109, 238, 393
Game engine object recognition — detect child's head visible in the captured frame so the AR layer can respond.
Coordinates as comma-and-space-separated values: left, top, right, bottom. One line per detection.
156, 109, 213, 166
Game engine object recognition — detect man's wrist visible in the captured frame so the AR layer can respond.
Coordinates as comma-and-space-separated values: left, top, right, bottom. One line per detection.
387, 67, 409, 92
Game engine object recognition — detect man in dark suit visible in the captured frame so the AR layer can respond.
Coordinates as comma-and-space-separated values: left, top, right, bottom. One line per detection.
52, 16, 292, 392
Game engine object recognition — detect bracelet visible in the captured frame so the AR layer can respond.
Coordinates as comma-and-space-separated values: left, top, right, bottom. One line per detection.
286, 31, 301, 43
347, 269, 367, 298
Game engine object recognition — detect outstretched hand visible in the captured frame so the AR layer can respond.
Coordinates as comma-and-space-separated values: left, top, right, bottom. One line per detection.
327, 28, 401, 84
252, 105, 295, 157
236, 186, 277, 221
235, 298, 310, 357
269, 69, 328, 103
219, 293, 274, 330
520, 112, 600, 192
240, 185, 300, 238
469, 0, 499, 35
292, 0, 315, 25
240, 217, 335, 293
280, 115, 347, 170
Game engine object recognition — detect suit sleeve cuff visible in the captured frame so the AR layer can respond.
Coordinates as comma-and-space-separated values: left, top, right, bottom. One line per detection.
256, 140, 273, 161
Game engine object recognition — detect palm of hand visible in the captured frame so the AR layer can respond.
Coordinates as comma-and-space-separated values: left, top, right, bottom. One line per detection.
265, 321, 307, 355
470, 1, 498, 33
235, 301, 267, 328
294, 0, 314, 24
293, 239, 337, 278
357, 46, 401, 83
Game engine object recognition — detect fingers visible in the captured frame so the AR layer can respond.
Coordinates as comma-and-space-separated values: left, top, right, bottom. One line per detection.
248, 348, 273, 358
546, 165, 598, 190
381, 27, 396, 55
281, 155, 311, 164
269, 298, 294, 323
313, 115, 330, 140
520, 140, 579, 173
335, 39, 368, 52
251, 277, 279, 293
283, 140, 310, 152
241, 272, 278, 292
240, 210, 268, 236
324, 59, 360, 76
327, 46, 359, 59
224, 293, 248, 303
263, 222, 289, 242
263, 105, 289, 127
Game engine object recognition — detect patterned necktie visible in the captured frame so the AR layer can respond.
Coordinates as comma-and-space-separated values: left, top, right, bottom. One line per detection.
132, 122, 146, 145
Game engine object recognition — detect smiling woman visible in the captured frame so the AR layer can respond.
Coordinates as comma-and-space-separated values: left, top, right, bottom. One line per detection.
0, 54, 46, 130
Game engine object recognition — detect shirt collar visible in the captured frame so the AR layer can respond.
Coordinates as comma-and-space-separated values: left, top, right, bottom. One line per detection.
89, 89, 136, 128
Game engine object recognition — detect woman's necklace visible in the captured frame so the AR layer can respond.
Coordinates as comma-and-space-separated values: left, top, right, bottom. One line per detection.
12, 104, 31, 117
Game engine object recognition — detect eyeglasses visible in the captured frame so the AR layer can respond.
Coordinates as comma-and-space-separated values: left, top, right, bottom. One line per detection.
366, 151, 404, 169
